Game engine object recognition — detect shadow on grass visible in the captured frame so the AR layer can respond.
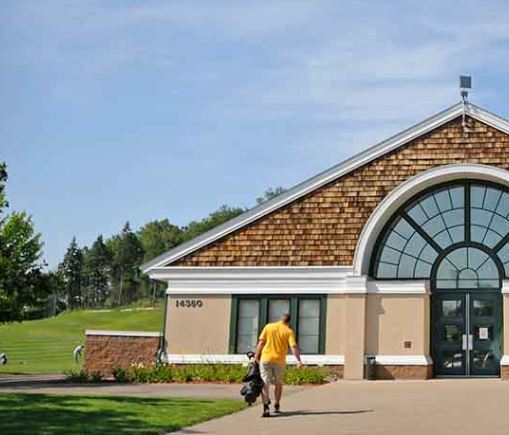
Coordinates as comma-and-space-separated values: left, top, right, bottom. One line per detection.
0, 393, 236, 434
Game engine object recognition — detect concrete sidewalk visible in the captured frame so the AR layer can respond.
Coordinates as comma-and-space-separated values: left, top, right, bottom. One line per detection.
174, 379, 509, 435
0, 375, 306, 399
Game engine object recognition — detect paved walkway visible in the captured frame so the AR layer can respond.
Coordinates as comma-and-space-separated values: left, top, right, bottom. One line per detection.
0, 375, 306, 399
174, 379, 509, 435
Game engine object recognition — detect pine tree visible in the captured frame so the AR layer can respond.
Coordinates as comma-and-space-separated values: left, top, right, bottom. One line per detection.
82, 235, 111, 308
58, 237, 83, 310
109, 222, 144, 306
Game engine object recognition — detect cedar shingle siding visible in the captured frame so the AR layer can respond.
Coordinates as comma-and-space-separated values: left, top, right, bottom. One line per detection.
172, 117, 509, 267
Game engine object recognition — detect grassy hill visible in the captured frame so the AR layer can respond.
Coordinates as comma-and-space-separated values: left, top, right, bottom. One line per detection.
0, 306, 163, 374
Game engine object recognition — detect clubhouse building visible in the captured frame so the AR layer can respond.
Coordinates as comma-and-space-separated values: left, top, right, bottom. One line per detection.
141, 101, 509, 379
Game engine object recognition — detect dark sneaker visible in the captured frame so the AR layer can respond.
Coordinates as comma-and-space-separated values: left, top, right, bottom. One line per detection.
262, 404, 271, 418
274, 403, 281, 414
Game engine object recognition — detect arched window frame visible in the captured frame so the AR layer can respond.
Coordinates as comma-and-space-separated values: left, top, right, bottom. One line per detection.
371, 180, 509, 286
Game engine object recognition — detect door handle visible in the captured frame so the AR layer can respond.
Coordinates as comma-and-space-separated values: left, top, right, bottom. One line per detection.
462, 334, 468, 350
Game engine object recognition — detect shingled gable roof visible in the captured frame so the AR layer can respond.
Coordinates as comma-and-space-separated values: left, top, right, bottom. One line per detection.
141, 101, 509, 273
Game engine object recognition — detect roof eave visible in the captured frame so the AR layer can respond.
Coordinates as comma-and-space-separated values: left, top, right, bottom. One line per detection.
141, 101, 509, 273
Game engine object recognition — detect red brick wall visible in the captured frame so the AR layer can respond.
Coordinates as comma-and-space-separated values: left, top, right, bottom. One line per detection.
83, 332, 161, 375
173, 117, 509, 267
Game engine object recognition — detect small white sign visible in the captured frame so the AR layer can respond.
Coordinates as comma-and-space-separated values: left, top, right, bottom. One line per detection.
479, 327, 489, 340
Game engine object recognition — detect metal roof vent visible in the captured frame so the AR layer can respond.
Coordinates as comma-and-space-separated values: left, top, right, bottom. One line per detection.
460, 75, 472, 132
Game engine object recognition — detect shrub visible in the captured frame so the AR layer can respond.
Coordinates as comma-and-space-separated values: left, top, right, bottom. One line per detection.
130, 363, 155, 383
89, 371, 104, 383
64, 369, 90, 383
284, 366, 328, 385
125, 363, 328, 385
112, 367, 130, 383
151, 364, 173, 383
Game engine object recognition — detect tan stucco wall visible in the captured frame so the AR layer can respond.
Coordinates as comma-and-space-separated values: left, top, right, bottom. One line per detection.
325, 294, 346, 355
166, 294, 231, 354
344, 294, 367, 379
365, 294, 430, 356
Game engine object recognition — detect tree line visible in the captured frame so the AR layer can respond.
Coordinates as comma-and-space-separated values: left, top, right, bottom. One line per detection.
0, 161, 286, 321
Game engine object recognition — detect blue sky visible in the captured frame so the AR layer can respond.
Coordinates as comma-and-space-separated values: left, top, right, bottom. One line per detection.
2, 1, 509, 268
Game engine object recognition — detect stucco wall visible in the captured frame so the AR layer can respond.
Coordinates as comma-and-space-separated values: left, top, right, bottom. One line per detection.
325, 294, 346, 355
166, 294, 231, 354
365, 294, 430, 356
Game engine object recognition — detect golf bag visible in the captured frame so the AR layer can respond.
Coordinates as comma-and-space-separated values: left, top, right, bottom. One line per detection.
240, 351, 264, 405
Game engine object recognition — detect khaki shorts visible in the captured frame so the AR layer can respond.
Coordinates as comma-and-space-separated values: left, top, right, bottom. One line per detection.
260, 362, 285, 385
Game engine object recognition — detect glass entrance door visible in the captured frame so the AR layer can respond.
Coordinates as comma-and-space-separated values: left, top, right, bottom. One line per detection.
470, 292, 502, 376
433, 291, 501, 377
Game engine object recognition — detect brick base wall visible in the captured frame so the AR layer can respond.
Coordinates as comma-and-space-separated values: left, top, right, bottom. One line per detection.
501, 366, 509, 380
326, 365, 344, 379
374, 364, 433, 380
83, 330, 162, 375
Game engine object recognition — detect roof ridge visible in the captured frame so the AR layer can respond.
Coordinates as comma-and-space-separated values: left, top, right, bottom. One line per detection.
141, 102, 509, 272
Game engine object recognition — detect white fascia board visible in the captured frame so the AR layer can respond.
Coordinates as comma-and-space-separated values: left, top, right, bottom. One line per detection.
467, 103, 509, 135
151, 267, 430, 295
367, 355, 433, 365
141, 102, 498, 273
165, 354, 345, 365
86, 330, 162, 337
149, 265, 353, 280
161, 266, 353, 294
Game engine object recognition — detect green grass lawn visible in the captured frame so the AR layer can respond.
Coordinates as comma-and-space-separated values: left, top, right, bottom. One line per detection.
0, 307, 163, 374
0, 393, 244, 434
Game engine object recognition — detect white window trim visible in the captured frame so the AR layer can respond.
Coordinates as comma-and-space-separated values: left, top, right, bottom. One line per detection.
164, 354, 344, 365
163, 354, 433, 366
366, 355, 433, 366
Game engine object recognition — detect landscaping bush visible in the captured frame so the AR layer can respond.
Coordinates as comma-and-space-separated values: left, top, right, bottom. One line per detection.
112, 367, 131, 383
64, 369, 104, 383
64, 369, 90, 383
126, 363, 328, 385
63, 364, 329, 385
284, 366, 329, 385
89, 371, 104, 383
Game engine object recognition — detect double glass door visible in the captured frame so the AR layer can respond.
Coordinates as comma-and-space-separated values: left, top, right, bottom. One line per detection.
433, 291, 502, 377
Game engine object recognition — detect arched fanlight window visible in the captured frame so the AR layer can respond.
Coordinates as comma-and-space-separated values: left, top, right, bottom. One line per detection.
434, 247, 500, 289
371, 182, 509, 282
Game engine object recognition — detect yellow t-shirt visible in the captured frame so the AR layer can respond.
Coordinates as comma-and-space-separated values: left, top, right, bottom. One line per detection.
259, 321, 298, 366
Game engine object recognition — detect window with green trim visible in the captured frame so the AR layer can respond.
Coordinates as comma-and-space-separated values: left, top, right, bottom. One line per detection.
230, 295, 327, 355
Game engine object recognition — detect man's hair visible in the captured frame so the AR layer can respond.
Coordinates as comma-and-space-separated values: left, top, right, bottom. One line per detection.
281, 313, 291, 324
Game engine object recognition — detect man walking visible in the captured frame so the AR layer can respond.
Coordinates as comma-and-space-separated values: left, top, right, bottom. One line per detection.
254, 313, 302, 417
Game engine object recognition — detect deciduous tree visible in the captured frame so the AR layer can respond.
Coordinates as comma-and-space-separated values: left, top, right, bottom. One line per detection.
0, 163, 48, 322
